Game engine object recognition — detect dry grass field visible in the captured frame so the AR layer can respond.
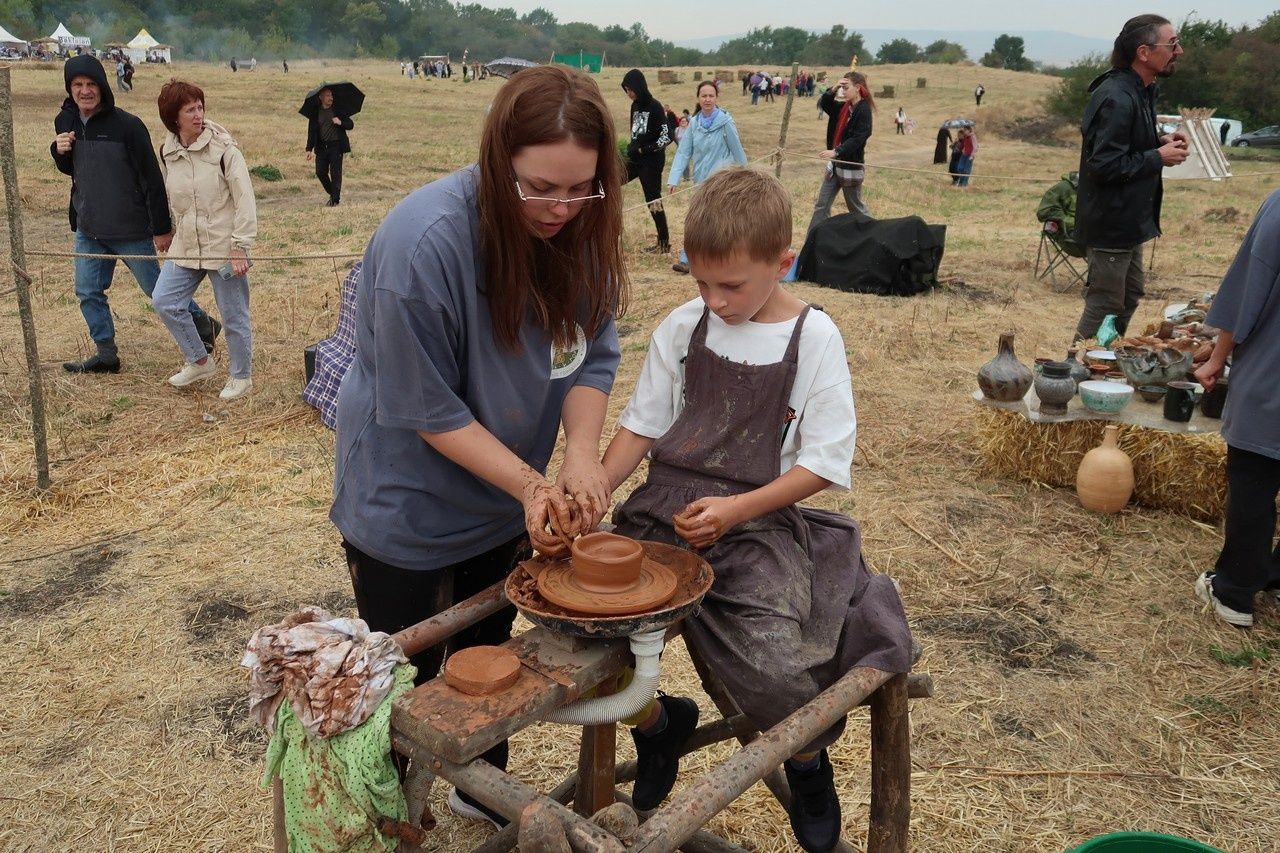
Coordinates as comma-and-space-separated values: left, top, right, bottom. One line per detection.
1, 58, 1278, 852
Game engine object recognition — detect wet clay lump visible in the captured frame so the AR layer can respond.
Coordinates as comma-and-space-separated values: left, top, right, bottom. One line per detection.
444, 646, 522, 695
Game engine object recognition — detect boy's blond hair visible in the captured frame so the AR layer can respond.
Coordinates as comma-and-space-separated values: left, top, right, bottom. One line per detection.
684, 167, 791, 264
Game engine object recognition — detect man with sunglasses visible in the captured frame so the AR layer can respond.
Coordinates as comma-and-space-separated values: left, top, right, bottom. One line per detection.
1073, 14, 1189, 342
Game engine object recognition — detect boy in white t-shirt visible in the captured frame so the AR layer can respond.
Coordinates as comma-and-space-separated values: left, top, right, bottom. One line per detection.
601, 167, 912, 853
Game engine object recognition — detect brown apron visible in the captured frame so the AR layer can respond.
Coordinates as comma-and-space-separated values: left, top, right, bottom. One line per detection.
614, 306, 913, 752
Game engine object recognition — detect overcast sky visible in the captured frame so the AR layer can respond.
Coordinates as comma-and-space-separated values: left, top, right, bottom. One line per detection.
500, 1, 1276, 42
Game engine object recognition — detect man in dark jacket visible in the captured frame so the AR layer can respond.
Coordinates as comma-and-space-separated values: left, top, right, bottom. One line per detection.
51, 55, 216, 374
305, 87, 355, 206
621, 69, 671, 253
1073, 14, 1189, 341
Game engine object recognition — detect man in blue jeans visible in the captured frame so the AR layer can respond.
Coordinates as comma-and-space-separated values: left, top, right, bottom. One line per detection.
50, 55, 218, 374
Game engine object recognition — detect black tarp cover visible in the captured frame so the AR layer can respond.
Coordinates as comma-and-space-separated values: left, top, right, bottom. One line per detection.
796, 213, 946, 296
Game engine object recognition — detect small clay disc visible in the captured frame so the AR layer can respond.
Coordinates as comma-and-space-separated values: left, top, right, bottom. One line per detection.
537, 559, 678, 616
444, 646, 521, 696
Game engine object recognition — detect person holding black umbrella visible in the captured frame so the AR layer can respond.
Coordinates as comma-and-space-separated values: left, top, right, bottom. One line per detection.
304, 86, 356, 206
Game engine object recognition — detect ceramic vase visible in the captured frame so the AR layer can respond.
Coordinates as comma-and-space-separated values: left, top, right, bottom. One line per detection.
977, 331, 1034, 402
1034, 362, 1076, 415
1076, 425, 1134, 513
1064, 348, 1091, 388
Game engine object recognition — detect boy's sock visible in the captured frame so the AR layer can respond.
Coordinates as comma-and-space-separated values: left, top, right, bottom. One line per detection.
637, 698, 669, 735
788, 752, 821, 772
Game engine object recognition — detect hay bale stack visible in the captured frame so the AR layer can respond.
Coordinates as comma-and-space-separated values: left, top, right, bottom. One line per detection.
693, 70, 702, 80
878, 85, 896, 98
657, 70, 681, 85
974, 408, 1227, 521
917, 77, 927, 88
732, 69, 748, 81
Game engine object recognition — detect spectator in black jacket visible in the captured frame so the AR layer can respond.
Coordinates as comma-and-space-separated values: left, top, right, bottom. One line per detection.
51, 55, 217, 374
622, 69, 671, 253
807, 71, 874, 234
1073, 14, 1189, 341
305, 87, 355, 206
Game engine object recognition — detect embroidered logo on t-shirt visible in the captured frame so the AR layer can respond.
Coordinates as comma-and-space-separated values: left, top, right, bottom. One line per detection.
550, 324, 587, 380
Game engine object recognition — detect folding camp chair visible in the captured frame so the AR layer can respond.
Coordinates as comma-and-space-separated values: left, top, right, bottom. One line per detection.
1034, 223, 1086, 293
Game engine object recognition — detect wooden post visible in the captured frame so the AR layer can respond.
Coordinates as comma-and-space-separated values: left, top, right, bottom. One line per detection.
868, 674, 911, 853
271, 776, 288, 853
575, 676, 617, 817
774, 61, 799, 178
0, 65, 51, 491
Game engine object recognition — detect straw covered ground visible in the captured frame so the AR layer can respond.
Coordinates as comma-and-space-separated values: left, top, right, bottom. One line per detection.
1, 59, 1278, 851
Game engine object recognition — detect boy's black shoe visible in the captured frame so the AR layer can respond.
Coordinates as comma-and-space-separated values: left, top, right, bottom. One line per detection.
784, 750, 842, 852
63, 354, 121, 374
631, 694, 699, 810
195, 315, 222, 354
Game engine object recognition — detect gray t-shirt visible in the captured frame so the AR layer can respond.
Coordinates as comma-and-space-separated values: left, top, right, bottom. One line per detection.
1206, 188, 1280, 460
331, 167, 621, 570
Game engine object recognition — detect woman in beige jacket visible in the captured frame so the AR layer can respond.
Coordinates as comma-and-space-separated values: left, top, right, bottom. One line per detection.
152, 79, 258, 400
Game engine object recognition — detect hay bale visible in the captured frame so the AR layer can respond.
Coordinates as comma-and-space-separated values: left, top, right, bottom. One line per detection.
878, 85, 896, 98
693, 70, 702, 81
916, 77, 927, 88
656, 70, 681, 85
974, 407, 1226, 521
732, 69, 747, 81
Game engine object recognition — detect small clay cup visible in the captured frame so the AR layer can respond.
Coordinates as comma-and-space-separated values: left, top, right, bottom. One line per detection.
1137, 384, 1167, 403
570, 531, 644, 592
1104, 371, 1129, 384
1088, 363, 1111, 380
1164, 381, 1197, 422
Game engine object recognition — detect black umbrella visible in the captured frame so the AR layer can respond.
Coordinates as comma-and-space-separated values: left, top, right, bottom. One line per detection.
299, 81, 365, 119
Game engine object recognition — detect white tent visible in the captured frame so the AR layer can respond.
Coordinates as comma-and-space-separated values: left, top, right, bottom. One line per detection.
48, 22, 90, 48
0, 23, 27, 48
124, 28, 171, 63
1159, 110, 1232, 182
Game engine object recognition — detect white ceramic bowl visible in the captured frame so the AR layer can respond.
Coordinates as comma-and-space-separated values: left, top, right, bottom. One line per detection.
1085, 349, 1116, 362
1078, 380, 1134, 414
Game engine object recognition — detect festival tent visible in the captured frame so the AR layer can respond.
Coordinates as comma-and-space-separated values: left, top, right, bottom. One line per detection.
48, 22, 90, 48
0, 23, 27, 48
1158, 110, 1232, 182
124, 29, 171, 63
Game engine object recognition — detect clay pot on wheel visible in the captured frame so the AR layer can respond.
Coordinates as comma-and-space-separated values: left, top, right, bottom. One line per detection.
570, 532, 644, 591
1034, 362, 1076, 416
977, 331, 1034, 402
1076, 425, 1134, 513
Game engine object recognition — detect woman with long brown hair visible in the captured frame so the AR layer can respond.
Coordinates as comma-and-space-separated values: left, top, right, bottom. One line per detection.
330, 65, 627, 827
807, 71, 875, 234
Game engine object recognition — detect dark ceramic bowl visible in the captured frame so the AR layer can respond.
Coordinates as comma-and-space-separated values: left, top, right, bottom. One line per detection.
1137, 385, 1167, 403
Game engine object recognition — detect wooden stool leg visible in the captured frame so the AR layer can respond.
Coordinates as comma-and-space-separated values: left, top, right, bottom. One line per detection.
575, 677, 617, 817
868, 673, 910, 853
272, 776, 287, 853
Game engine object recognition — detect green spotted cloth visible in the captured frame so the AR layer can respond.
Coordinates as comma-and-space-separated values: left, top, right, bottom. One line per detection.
262, 663, 417, 852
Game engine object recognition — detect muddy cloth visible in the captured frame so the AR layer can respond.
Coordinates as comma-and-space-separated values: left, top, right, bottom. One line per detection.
613, 306, 912, 753
262, 663, 415, 853
243, 606, 409, 739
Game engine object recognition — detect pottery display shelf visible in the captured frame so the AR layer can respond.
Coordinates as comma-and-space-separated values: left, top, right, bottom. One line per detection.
971, 388, 1222, 435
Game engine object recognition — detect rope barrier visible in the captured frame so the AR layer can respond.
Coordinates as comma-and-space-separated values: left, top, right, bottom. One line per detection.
23, 249, 365, 262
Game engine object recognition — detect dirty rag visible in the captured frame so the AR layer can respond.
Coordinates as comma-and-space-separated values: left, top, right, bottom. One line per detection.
242, 606, 409, 739
263, 663, 417, 853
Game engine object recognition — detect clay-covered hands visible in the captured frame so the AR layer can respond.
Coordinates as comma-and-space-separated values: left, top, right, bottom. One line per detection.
522, 478, 576, 558
555, 452, 610, 532
673, 496, 743, 549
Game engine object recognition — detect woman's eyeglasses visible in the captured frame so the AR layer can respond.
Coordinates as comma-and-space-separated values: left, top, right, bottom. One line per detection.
514, 178, 606, 206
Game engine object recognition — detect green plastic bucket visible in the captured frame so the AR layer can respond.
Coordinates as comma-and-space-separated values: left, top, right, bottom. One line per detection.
1068, 831, 1224, 852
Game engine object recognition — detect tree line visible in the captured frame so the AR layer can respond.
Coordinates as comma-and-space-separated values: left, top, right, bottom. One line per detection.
1045, 14, 1280, 130
11, 0, 1029, 71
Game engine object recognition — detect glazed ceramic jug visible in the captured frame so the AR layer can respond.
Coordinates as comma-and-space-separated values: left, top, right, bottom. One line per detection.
978, 331, 1034, 402
1034, 361, 1076, 415
1064, 348, 1090, 388
1076, 425, 1134, 513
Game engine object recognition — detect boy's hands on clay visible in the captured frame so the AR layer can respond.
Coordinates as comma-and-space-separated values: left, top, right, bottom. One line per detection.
556, 453, 610, 532
674, 496, 743, 549
522, 479, 575, 558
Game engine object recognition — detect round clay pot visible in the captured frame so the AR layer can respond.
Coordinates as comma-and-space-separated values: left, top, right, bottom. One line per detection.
977, 331, 1034, 402
1076, 425, 1134, 513
444, 646, 522, 696
1034, 361, 1075, 415
1064, 348, 1091, 389
570, 532, 644, 592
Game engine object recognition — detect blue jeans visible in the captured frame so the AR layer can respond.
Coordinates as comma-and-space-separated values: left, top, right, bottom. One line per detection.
154, 262, 253, 379
955, 155, 974, 187
751, 89, 759, 105
73, 232, 206, 343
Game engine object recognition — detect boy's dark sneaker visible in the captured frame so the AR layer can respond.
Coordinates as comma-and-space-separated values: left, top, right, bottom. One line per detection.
63, 354, 121, 374
631, 694, 699, 810
195, 315, 222, 354
448, 788, 508, 829
1195, 571, 1253, 628
784, 749, 842, 852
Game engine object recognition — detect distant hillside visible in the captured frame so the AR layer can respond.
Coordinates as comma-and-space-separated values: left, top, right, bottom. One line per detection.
675, 29, 1112, 67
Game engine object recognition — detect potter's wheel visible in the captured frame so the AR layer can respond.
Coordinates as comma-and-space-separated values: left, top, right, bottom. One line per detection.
507, 541, 714, 638
537, 558, 677, 615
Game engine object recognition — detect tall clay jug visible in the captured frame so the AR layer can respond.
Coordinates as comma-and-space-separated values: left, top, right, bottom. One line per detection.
977, 331, 1034, 402
1076, 425, 1134, 513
